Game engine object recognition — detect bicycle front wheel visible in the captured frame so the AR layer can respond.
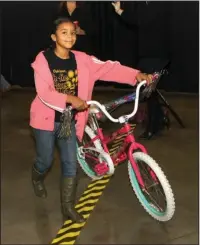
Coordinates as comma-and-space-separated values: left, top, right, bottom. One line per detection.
128, 152, 175, 222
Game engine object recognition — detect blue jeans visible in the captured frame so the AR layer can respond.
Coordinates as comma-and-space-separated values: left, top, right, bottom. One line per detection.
32, 121, 77, 177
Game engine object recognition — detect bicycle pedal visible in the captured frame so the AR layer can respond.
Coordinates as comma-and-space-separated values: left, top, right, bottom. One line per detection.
94, 163, 109, 175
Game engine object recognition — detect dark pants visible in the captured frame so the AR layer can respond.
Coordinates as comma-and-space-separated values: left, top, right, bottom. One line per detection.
146, 91, 164, 133
32, 121, 77, 177
137, 57, 169, 134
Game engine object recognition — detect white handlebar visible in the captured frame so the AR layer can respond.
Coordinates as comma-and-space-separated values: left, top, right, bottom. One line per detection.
87, 80, 147, 123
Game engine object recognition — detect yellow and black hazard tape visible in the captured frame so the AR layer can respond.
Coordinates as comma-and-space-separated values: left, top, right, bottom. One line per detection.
51, 175, 111, 245
51, 123, 136, 244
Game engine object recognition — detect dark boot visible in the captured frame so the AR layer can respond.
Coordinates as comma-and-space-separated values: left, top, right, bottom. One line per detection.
32, 165, 47, 198
139, 130, 155, 140
60, 177, 85, 223
140, 91, 166, 140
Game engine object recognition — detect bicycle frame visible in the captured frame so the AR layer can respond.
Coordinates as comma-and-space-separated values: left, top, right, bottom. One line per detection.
85, 114, 148, 188
98, 123, 147, 163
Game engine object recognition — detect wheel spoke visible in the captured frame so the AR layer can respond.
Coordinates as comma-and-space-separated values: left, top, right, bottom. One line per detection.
137, 159, 167, 212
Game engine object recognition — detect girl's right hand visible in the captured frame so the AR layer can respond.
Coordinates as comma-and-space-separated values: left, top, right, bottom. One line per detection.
67, 95, 88, 111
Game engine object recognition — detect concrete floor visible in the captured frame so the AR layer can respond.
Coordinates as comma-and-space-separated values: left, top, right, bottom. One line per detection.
1, 89, 199, 244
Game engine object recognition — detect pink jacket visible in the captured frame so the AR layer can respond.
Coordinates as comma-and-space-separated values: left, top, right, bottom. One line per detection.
30, 50, 140, 141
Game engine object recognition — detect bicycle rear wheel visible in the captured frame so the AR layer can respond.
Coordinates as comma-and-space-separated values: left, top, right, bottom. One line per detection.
128, 152, 175, 221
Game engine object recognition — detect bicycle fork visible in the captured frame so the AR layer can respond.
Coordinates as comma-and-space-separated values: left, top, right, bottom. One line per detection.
128, 142, 157, 190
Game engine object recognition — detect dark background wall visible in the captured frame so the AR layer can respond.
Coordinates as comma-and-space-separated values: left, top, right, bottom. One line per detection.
1, 1, 199, 93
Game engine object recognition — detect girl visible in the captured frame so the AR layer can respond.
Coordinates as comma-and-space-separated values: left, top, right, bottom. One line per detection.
30, 17, 152, 223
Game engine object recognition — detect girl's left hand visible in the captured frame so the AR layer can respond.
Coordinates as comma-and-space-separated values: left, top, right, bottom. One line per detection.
136, 72, 153, 85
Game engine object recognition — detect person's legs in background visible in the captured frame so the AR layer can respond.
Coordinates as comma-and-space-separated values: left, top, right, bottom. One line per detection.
137, 58, 169, 139
56, 121, 85, 223
140, 91, 169, 139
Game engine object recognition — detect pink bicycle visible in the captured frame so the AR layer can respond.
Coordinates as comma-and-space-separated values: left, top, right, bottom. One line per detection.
77, 72, 175, 222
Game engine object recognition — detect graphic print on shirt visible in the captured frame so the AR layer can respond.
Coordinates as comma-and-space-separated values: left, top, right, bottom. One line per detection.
43, 49, 78, 122
53, 69, 78, 95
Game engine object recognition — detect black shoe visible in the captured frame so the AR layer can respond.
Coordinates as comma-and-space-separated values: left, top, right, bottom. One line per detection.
32, 166, 47, 198
139, 131, 155, 140
162, 115, 171, 130
60, 177, 85, 223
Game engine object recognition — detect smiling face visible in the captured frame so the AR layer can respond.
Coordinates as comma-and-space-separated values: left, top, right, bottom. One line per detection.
51, 21, 77, 50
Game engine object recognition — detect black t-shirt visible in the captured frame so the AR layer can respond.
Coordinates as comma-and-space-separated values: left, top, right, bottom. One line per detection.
43, 49, 78, 122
